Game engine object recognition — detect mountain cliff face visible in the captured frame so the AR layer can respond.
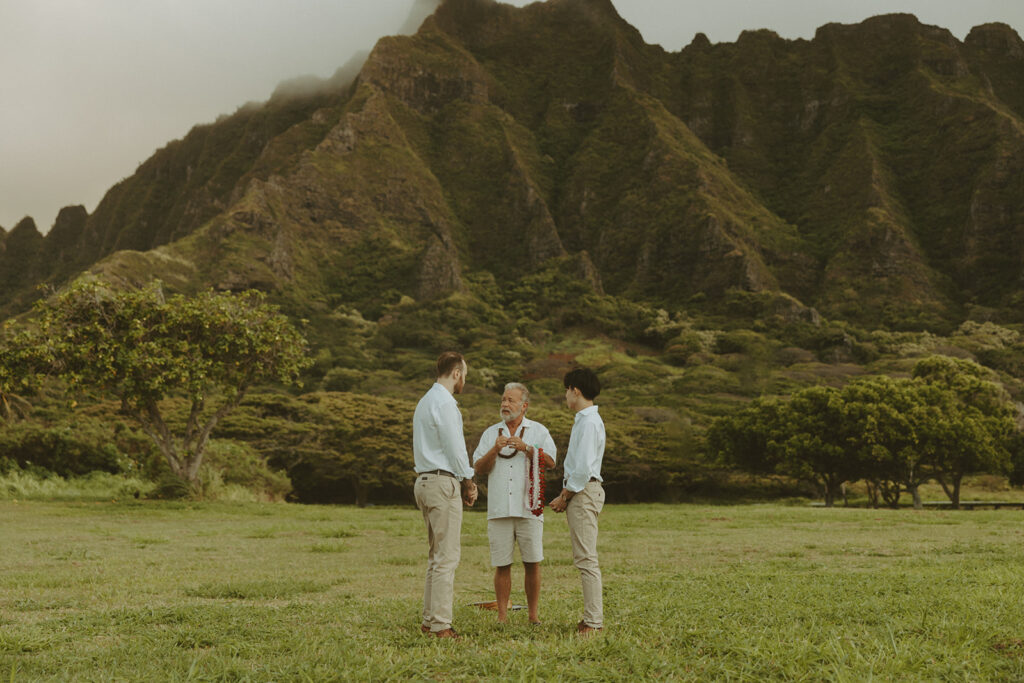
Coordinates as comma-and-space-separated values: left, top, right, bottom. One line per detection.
3, 0, 1023, 331
665, 14, 1024, 325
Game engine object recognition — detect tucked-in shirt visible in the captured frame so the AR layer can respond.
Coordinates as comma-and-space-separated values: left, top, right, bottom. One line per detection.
413, 383, 474, 480
563, 405, 605, 493
473, 417, 557, 520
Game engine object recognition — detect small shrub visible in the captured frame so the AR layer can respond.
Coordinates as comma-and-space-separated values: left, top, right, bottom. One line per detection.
199, 441, 292, 502
664, 331, 706, 366
0, 421, 126, 476
673, 365, 742, 394
775, 347, 815, 366
321, 367, 362, 392
969, 474, 1009, 493
0, 467, 154, 501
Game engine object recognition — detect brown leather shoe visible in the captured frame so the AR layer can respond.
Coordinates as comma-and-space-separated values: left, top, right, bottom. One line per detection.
577, 620, 603, 635
434, 628, 460, 639
420, 625, 430, 634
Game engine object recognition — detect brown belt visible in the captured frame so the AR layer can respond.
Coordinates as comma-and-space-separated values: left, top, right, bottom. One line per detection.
422, 469, 456, 478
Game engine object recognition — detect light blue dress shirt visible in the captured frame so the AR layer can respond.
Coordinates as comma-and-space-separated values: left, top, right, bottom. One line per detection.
413, 383, 474, 480
562, 405, 605, 493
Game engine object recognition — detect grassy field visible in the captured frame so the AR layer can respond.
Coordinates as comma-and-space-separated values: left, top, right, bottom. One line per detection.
3, 501, 1024, 681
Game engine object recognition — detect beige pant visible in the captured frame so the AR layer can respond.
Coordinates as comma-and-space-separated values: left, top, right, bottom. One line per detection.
567, 481, 605, 628
414, 473, 463, 632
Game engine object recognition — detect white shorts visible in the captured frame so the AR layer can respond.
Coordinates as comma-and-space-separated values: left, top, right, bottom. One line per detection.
488, 516, 544, 566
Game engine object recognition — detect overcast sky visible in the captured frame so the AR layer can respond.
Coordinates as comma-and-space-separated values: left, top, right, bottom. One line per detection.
1, 0, 1021, 234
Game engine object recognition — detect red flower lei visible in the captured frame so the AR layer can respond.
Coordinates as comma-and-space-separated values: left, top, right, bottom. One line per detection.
528, 447, 546, 517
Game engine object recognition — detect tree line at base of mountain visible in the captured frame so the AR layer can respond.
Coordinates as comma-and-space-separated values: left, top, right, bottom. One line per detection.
3, 279, 1024, 506
709, 356, 1021, 508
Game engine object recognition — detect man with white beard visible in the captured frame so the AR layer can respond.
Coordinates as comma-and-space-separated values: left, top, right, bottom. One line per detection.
472, 382, 556, 624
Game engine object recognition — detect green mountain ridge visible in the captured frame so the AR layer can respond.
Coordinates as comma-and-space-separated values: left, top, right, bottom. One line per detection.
2, 0, 1023, 330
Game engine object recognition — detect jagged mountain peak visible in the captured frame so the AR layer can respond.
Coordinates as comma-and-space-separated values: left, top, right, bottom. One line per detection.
814, 13, 946, 42
432, 0, 641, 46
9, 217, 40, 239
2, 4, 1024, 330
966, 22, 1024, 55
736, 28, 785, 44
46, 206, 88, 247
687, 32, 712, 50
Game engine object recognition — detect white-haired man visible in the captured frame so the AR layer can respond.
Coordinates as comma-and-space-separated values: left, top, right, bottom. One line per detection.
473, 382, 556, 624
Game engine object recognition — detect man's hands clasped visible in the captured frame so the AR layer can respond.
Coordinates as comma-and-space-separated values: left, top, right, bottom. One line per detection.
548, 490, 570, 513
494, 434, 530, 455
507, 435, 530, 453
462, 479, 478, 506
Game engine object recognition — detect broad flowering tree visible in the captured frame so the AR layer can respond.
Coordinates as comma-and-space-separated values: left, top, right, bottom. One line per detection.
0, 279, 311, 491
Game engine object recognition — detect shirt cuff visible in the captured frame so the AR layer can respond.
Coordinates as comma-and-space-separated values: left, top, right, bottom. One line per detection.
564, 474, 587, 493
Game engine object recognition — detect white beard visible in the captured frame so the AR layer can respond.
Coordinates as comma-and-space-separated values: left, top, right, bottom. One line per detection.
500, 412, 525, 456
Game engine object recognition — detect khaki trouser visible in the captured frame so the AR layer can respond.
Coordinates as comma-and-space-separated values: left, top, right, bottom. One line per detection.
566, 480, 605, 628
415, 473, 463, 632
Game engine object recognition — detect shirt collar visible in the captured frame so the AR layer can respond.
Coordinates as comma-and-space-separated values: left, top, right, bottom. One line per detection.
501, 416, 532, 432
574, 405, 599, 421
431, 382, 457, 403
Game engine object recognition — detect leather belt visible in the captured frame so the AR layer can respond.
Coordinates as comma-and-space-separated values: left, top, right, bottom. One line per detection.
422, 469, 456, 478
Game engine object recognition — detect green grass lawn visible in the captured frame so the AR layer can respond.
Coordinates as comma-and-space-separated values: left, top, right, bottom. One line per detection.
3, 501, 1024, 681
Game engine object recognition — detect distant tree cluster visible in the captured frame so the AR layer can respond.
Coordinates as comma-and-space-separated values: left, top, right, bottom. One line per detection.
708, 356, 1020, 508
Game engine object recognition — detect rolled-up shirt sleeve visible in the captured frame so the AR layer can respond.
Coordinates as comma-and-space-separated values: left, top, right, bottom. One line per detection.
473, 425, 494, 465
534, 427, 557, 467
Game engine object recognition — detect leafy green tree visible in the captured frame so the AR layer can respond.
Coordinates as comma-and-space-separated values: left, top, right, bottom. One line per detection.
0, 280, 311, 492
841, 377, 926, 508
707, 398, 786, 475
710, 388, 857, 506
911, 356, 1015, 508
774, 386, 859, 507
0, 326, 49, 423
311, 393, 414, 506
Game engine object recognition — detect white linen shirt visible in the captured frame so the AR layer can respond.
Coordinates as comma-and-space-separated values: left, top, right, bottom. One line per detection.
563, 405, 605, 493
473, 417, 557, 520
413, 383, 474, 480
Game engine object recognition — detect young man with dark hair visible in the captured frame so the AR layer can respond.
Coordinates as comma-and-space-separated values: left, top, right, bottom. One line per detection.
413, 351, 478, 639
549, 367, 606, 635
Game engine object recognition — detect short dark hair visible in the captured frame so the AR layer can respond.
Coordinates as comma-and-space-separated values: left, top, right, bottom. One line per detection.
563, 367, 600, 400
436, 351, 465, 378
